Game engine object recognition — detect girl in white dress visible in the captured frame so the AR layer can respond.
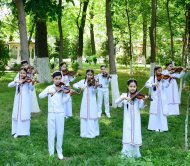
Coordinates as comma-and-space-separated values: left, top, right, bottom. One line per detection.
73, 69, 99, 138
60, 62, 76, 118
146, 66, 169, 132
8, 68, 34, 138
115, 79, 146, 158
162, 63, 185, 115
27, 66, 41, 113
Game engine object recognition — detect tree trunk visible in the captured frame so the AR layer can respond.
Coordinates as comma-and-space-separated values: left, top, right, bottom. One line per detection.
166, 0, 174, 63
58, 0, 63, 64
77, 0, 89, 68
185, 92, 190, 150
35, 20, 51, 83
150, 0, 157, 76
106, 0, 121, 108
90, 2, 96, 55
15, 0, 29, 63
142, 14, 147, 68
125, 0, 133, 77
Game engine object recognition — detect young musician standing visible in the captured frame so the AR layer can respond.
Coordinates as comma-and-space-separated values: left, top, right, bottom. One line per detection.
39, 71, 72, 160
60, 62, 76, 118
146, 66, 169, 132
95, 65, 111, 118
115, 79, 147, 158
162, 63, 185, 115
8, 68, 34, 138
73, 69, 99, 138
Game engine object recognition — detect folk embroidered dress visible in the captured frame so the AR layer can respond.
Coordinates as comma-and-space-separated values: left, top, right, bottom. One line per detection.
8, 81, 34, 136
146, 76, 169, 131
162, 70, 185, 115
115, 93, 144, 158
73, 79, 99, 138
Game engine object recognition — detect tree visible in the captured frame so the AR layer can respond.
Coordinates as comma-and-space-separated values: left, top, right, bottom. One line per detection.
106, 0, 121, 108
89, 1, 96, 55
76, 0, 90, 68
15, 0, 29, 62
150, 0, 157, 75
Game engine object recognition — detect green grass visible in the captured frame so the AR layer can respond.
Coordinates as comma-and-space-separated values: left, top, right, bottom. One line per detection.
0, 66, 190, 166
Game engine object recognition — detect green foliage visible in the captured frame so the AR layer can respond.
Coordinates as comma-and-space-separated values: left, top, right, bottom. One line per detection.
0, 37, 10, 77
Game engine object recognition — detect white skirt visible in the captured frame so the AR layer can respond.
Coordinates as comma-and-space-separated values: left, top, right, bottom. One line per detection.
148, 113, 168, 131
31, 87, 41, 113
168, 104, 180, 115
12, 119, 30, 136
121, 144, 141, 158
80, 118, 99, 138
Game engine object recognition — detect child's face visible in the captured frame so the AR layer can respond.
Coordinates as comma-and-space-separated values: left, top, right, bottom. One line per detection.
22, 63, 29, 69
27, 68, 32, 74
20, 70, 27, 79
53, 76, 62, 86
61, 64, 67, 71
86, 71, 93, 79
156, 68, 162, 75
128, 82, 137, 93
167, 64, 173, 71
101, 67, 106, 73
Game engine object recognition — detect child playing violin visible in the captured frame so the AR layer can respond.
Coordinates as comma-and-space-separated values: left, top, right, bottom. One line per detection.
8, 68, 34, 138
115, 79, 148, 158
27, 66, 41, 113
95, 65, 111, 118
39, 71, 73, 160
60, 62, 77, 118
73, 69, 100, 138
162, 63, 185, 115
146, 66, 169, 132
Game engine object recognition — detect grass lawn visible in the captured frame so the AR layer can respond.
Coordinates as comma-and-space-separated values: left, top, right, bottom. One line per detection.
0, 65, 190, 166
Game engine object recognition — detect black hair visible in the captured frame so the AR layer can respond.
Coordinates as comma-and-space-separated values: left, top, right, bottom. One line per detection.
20, 67, 27, 73
52, 71, 62, 78
165, 62, 172, 68
84, 69, 94, 83
21, 60, 28, 65
100, 65, 106, 69
59, 62, 67, 67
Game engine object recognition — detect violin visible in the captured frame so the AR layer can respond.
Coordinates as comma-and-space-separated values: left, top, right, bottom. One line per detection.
130, 92, 153, 101
62, 69, 81, 77
170, 67, 183, 73
51, 82, 81, 97
156, 74, 170, 81
102, 72, 112, 79
87, 78, 96, 86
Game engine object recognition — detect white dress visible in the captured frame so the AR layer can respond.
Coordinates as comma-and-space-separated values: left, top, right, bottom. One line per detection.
162, 70, 185, 115
61, 72, 76, 117
8, 81, 34, 136
115, 93, 144, 158
146, 76, 169, 131
73, 79, 99, 138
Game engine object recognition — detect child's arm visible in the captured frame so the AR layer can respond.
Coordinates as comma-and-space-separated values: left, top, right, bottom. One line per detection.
39, 87, 50, 99
69, 75, 77, 82
174, 71, 185, 79
73, 80, 84, 89
8, 81, 17, 88
145, 77, 157, 88
115, 93, 130, 105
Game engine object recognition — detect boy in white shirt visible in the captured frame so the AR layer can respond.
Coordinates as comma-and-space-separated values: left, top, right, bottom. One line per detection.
39, 71, 72, 160
95, 65, 111, 118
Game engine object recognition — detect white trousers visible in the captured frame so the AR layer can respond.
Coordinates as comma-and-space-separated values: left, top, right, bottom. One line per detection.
65, 95, 72, 117
97, 88, 110, 115
48, 113, 65, 155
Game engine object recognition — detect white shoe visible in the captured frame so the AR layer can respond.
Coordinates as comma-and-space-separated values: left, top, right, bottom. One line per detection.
14, 134, 18, 138
155, 129, 159, 132
159, 130, 164, 132
57, 154, 64, 160
106, 113, 111, 118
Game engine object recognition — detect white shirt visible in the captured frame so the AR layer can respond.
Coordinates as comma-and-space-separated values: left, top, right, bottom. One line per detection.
39, 84, 70, 113
95, 73, 111, 88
